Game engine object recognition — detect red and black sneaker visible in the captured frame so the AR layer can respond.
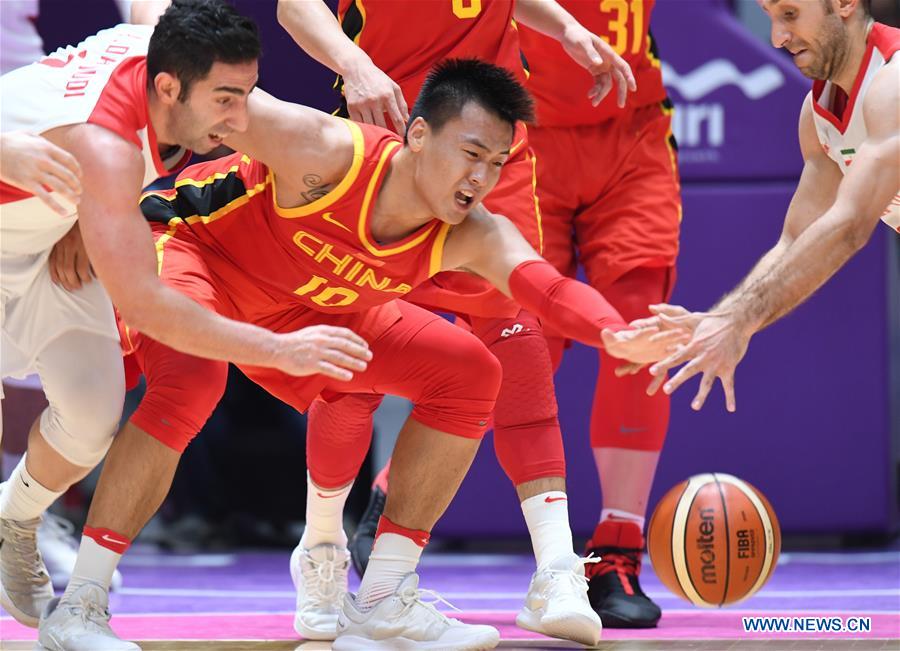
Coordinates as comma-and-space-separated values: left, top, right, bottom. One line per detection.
584, 519, 662, 628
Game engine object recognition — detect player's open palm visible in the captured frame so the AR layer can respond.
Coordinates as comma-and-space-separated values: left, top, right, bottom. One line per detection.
343, 58, 409, 132
560, 24, 636, 108
273, 325, 372, 380
0, 131, 82, 216
647, 313, 751, 413
601, 326, 689, 365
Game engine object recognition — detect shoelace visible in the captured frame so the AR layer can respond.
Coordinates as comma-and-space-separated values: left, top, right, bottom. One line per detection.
392, 586, 461, 630
591, 549, 642, 579
302, 552, 347, 608
2, 518, 49, 586
66, 592, 112, 630
545, 556, 600, 598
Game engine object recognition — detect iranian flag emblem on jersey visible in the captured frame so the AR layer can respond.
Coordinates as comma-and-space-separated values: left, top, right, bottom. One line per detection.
840, 148, 856, 167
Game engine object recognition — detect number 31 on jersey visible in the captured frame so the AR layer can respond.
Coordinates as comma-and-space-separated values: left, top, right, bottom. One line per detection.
600, 0, 645, 55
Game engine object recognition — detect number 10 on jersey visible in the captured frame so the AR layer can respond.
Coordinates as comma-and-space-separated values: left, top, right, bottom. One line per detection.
600, 0, 644, 56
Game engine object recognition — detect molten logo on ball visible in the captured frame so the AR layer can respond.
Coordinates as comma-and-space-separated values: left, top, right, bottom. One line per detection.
697, 507, 717, 585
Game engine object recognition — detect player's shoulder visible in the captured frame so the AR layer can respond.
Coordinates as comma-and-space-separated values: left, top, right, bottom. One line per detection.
65, 122, 144, 180
863, 60, 899, 133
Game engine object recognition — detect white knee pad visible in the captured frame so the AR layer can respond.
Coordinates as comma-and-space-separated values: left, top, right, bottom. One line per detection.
36, 330, 125, 468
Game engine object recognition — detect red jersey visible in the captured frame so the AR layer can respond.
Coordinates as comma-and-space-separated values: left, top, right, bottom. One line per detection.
518, 0, 667, 126
337, 0, 525, 106
141, 121, 450, 321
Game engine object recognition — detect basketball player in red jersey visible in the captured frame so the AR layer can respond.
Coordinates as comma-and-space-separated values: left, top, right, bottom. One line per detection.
514, 0, 681, 628
59, 61, 684, 650
1, 3, 369, 647
277, 1, 637, 643
641, 1, 898, 412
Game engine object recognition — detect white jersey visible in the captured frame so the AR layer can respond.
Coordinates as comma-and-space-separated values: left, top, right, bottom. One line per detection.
0, 23, 191, 379
810, 22, 900, 233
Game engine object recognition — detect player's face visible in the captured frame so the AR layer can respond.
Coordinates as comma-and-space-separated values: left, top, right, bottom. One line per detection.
760, 0, 850, 80
171, 60, 258, 154
414, 102, 513, 225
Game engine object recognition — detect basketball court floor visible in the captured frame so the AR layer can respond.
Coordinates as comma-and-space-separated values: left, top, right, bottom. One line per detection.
3, 546, 898, 649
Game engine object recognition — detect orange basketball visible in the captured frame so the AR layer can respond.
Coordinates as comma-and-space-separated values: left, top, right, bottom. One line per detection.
647, 473, 781, 607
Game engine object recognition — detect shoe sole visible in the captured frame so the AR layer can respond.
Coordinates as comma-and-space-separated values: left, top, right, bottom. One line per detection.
0, 582, 44, 628
599, 610, 660, 629
294, 618, 338, 641
332, 632, 500, 650
516, 608, 602, 647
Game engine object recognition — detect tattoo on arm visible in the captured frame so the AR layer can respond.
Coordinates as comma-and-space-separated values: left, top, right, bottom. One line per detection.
300, 173, 335, 204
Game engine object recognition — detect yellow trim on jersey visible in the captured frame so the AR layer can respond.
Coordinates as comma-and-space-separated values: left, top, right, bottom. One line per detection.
658, 105, 682, 224
509, 124, 528, 156
527, 149, 544, 253
272, 119, 366, 218
428, 222, 452, 277
174, 155, 252, 188
154, 218, 183, 276
644, 33, 661, 70
354, 0, 367, 46
357, 140, 438, 257
183, 179, 269, 226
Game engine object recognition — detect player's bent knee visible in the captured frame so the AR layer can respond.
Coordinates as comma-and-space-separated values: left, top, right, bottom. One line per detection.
132, 356, 229, 453
412, 333, 502, 440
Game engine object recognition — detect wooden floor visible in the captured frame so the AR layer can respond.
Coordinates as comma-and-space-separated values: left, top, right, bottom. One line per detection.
3, 641, 899, 650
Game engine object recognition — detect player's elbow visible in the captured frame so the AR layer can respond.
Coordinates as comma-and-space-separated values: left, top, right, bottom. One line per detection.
276, 1, 296, 29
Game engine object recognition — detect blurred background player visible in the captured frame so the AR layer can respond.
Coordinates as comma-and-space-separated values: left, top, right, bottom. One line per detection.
277, 0, 635, 643
516, 0, 681, 628
642, 0, 898, 411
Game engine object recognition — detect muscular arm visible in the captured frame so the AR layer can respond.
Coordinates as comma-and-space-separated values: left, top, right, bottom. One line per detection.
276, 0, 407, 130
733, 64, 899, 333
65, 124, 286, 367
713, 94, 844, 314
226, 90, 354, 206
442, 208, 627, 346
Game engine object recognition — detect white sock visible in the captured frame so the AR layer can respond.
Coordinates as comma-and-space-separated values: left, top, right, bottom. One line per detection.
61, 535, 122, 603
0, 456, 63, 521
521, 491, 575, 569
300, 473, 351, 549
356, 532, 423, 611
600, 508, 645, 531
1, 452, 24, 482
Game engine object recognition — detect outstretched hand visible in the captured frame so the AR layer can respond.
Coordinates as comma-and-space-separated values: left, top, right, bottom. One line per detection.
646, 311, 753, 413
601, 325, 690, 365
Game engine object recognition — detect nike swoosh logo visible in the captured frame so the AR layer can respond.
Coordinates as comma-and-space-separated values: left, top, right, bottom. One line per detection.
322, 211, 351, 233
618, 425, 646, 434
316, 492, 342, 499
545, 496, 568, 503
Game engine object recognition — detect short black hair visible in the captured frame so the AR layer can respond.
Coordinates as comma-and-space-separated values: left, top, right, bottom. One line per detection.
147, 0, 260, 101
406, 59, 534, 142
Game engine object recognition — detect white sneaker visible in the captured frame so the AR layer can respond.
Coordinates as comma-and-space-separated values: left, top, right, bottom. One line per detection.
290, 542, 350, 640
333, 572, 499, 650
39, 513, 123, 591
37, 582, 139, 651
516, 553, 603, 646
0, 515, 54, 627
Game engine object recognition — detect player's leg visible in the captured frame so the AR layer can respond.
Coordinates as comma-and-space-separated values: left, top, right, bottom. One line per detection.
38, 238, 230, 650
0, 328, 124, 628
576, 104, 681, 628
287, 302, 503, 649
288, 392, 382, 640
468, 310, 601, 646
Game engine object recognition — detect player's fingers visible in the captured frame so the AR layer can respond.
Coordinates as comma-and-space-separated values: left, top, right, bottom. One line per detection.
75, 248, 93, 285
628, 316, 660, 329
649, 343, 692, 376
322, 348, 369, 372
650, 303, 689, 317
394, 85, 409, 122
370, 103, 388, 129
613, 67, 628, 107
316, 360, 354, 382
326, 337, 372, 363
722, 372, 737, 413
691, 371, 715, 411
649, 329, 690, 344
30, 183, 68, 217
620, 58, 637, 91
320, 326, 371, 351
387, 91, 407, 133
41, 168, 80, 206
47, 143, 82, 180
663, 358, 703, 395
56, 241, 81, 291
590, 75, 612, 106
646, 370, 667, 396
615, 362, 645, 377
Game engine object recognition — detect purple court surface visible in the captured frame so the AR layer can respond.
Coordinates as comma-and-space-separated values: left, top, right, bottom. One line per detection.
2, 547, 898, 649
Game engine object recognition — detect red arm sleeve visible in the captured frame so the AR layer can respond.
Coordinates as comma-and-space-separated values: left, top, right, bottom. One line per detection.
508, 260, 627, 347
